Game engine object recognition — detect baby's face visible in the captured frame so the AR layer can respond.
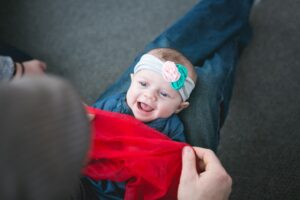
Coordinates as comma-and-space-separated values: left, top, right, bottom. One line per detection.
126, 70, 184, 122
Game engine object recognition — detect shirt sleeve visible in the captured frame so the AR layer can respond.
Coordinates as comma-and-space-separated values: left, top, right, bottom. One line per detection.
92, 93, 121, 111
0, 55, 14, 81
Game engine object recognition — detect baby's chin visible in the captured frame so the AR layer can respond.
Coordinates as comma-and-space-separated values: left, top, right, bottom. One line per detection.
132, 113, 154, 123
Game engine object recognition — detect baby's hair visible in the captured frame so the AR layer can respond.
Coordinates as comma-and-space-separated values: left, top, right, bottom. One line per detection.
147, 48, 197, 83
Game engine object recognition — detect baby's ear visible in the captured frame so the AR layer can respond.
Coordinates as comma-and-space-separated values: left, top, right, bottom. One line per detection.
175, 101, 189, 113
130, 73, 134, 80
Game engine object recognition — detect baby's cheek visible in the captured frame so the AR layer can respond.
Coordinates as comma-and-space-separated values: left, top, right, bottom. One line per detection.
159, 105, 175, 117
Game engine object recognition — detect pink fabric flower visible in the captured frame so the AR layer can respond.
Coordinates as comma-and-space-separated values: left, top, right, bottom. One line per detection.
162, 61, 180, 82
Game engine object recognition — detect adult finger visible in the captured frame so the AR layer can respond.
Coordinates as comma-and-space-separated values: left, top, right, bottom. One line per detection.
87, 113, 95, 121
193, 147, 222, 171
32, 60, 47, 71
39, 61, 47, 70
82, 103, 95, 121
180, 146, 198, 181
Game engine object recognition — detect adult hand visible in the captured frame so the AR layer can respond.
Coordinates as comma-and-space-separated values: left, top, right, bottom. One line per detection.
178, 146, 232, 200
14, 59, 46, 78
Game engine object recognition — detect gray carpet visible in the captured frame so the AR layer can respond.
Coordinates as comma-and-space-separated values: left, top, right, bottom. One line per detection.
1, 0, 299, 199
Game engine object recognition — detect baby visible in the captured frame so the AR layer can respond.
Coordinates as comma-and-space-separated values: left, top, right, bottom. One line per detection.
93, 48, 197, 142
88, 48, 197, 199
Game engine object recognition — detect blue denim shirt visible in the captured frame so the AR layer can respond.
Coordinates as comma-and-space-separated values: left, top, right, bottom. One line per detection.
85, 92, 186, 199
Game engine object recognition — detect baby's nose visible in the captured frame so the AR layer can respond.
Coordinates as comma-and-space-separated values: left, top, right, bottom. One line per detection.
143, 90, 156, 101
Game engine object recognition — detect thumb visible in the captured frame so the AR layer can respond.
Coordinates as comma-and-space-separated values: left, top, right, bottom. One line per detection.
180, 146, 198, 182
87, 113, 95, 121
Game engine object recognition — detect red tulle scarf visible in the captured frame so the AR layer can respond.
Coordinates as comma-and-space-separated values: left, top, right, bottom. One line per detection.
83, 106, 188, 200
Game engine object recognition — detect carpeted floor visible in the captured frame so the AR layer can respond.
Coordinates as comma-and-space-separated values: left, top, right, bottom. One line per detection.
1, 0, 299, 199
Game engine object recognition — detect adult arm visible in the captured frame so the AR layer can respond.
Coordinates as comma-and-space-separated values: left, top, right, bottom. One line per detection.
0, 55, 46, 81
0, 76, 90, 200
0, 56, 14, 81
178, 146, 232, 200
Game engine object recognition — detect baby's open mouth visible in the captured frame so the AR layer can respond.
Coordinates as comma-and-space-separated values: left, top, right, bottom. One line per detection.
137, 102, 154, 112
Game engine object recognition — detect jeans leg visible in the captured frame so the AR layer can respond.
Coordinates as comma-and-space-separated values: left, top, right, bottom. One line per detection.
144, 0, 254, 64
180, 38, 240, 151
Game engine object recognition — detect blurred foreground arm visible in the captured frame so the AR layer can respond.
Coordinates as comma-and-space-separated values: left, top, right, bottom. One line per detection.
178, 146, 232, 200
0, 75, 90, 200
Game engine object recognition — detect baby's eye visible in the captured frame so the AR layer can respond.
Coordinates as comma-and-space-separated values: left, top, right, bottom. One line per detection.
139, 81, 147, 87
160, 91, 169, 98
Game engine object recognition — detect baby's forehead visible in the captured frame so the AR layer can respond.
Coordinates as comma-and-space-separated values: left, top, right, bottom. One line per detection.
134, 69, 164, 80
135, 69, 160, 76
135, 70, 177, 89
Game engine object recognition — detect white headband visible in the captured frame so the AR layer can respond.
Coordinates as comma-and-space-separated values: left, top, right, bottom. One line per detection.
134, 54, 195, 101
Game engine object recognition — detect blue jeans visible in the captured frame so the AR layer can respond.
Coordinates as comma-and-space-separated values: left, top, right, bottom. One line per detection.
96, 0, 253, 152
